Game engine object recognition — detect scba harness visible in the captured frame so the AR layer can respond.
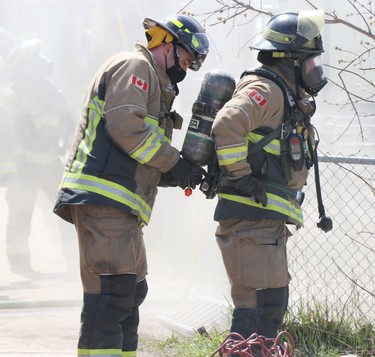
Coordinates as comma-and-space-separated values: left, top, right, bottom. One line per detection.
240, 67, 315, 182
202, 68, 332, 232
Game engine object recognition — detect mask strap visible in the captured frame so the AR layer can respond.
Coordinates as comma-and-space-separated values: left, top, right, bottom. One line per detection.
173, 45, 180, 67
164, 44, 180, 70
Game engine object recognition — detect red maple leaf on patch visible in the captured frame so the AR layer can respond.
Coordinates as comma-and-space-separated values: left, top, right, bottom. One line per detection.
249, 90, 268, 108
131, 75, 148, 91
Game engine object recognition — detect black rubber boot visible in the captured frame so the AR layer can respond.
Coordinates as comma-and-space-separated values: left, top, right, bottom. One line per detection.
230, 307, 259, 338
78, 274, 137, 351
229, 308, 261, 357
256, 286, 289, 338
121, 279, 148, 353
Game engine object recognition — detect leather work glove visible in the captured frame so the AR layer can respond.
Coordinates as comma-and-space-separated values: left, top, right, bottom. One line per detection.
232, 175, 268, 207
168, 157, 206, 189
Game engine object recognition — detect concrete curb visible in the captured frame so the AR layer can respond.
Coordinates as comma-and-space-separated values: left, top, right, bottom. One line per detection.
0, 298, 81, 309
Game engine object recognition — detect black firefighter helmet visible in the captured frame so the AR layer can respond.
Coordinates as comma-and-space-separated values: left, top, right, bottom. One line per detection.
251, 10, 327, 95
143, 14, 209, 71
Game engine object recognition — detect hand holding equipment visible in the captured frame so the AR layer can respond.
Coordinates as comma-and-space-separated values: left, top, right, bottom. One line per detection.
168, 157, 206, 189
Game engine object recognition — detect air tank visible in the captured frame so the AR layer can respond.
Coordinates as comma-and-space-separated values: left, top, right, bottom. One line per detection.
181, 69, 236, 166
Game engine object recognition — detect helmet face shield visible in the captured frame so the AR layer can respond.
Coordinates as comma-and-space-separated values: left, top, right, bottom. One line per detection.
250, 9, 325, 54
301, 55, 327, 95
175, 29, 209, 70
297, 9, 325, 41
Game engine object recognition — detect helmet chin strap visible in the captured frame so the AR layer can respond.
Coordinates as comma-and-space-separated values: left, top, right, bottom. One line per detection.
164, 47, 170, 72
293, 59, 302, 100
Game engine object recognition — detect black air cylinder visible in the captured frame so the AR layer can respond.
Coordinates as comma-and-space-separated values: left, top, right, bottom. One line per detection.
181, 69, 236, 166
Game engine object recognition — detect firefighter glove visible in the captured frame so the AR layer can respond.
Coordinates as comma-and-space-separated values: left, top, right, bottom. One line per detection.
168, 157, 206, 189
232, 175, 268, 207
158, 172, 178, 188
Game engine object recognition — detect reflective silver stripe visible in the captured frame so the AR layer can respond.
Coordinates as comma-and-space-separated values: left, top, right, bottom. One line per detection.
246, 132, 281, 156
219, 192, 304, 225
72, 97, 103, 173
61, 172, 152, 224
130, 115, 168, 164
216, 144, 248, 166
130, 131, 160, 163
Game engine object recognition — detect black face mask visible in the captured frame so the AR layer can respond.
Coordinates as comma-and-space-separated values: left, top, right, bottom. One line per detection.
165, 45, 187, 85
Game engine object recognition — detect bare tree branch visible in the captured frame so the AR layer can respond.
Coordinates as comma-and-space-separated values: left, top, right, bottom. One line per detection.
333, 259, 375, 298
182, 0, 375, 145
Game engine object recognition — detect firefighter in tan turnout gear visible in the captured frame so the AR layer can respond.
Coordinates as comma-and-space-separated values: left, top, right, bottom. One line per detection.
53, 14, 209, 357
3, 39, 75, 277
211, 10, 328, 352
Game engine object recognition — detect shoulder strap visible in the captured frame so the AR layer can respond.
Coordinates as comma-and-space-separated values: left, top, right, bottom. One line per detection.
247, 126, 281, 156
241, 68, 294, 181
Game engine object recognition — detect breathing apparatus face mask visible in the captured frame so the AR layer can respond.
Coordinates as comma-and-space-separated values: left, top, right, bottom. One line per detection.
300, 54, 327, 95
166, 45, 187, 85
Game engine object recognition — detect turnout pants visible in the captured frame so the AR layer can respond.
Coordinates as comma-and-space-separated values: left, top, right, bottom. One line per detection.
5, 159, 77, 275
70, 205, 148, 357
216, 218, 291, 340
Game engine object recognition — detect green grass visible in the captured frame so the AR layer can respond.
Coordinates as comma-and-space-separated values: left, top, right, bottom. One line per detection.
140, 302, 375, 356
282, 301, 375, 357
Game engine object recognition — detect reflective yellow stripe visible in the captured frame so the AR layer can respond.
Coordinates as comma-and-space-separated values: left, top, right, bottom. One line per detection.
77, 347, 136, 356
246, 132, 281, 156
130, 116, 161, 163
170, 17, 201, 49
264, 27, 295, 44
217, 144, 248, 166
171, 18, 191, 34
170, 18, 184, 29
219, 192, 304, 225
130, 115, 169, 163
72, 96, 104, 173
130, 131, 160, 163
144, 115, 167, 142
0, 162, 16, 174
61, 171, 152, 224
122, 351, 136, 357
78, 348, 122, 356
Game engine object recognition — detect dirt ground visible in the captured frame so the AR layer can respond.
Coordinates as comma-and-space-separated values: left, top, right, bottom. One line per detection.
0, 188, 180, 356
0, 275, 174, 357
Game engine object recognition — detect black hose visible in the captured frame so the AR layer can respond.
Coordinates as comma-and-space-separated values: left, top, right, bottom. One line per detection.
307, 134, 333, 232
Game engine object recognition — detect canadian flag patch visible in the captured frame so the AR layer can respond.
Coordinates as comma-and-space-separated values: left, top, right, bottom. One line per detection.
131, 75, 148, 91
249, 90, 268, 108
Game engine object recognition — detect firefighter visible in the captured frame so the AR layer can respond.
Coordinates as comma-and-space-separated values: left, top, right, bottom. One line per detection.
3, 39, 75, 277
0, 28, 18, 189
53, 14, 209, 357
211, 9, 327, 350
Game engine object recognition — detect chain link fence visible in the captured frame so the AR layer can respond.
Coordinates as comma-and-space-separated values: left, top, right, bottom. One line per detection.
157, 153, 375, 336
288, 154, 375, 325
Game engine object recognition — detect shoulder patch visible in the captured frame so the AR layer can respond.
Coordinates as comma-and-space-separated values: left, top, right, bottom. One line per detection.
131, 75, 148, 91
249, 89, 268, 108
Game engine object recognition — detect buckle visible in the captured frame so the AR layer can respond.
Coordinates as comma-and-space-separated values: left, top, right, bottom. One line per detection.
295, 190, 305, 204
281, 123, 290, 140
